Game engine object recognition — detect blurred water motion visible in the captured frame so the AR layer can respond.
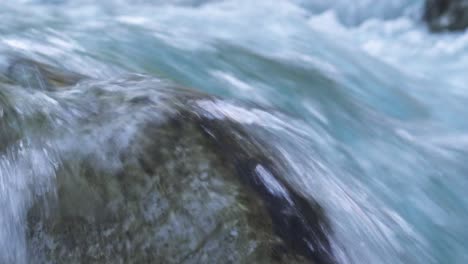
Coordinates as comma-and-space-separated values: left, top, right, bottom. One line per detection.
0, 0, 467, 263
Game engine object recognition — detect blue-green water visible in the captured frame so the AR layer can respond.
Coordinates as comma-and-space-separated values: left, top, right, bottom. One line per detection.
0, 0, 467, 263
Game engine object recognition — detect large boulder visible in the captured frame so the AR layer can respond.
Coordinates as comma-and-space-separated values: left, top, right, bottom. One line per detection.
424, 0, 468, 31
0, 59, 337, 263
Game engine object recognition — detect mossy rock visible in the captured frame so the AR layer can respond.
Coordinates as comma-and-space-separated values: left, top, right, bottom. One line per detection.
1, 58, 336, 264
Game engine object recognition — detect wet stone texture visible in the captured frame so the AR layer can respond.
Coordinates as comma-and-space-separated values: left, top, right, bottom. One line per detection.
26, 115, 322, 264
424, 0, 468, 31
0, 56, 86, 91
0, 55, 85, 153
1, 57, 336, 264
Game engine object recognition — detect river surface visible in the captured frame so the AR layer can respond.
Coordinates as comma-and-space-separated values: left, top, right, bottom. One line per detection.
0, 0, 467, 263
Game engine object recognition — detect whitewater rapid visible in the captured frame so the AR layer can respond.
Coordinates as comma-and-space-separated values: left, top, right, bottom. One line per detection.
0, 0, 467, 263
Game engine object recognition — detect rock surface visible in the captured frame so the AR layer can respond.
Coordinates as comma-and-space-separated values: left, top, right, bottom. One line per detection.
0, 56, 85, 152
1, 58, 337, 263
0, 56, 86, 90
424, 0, 468, 31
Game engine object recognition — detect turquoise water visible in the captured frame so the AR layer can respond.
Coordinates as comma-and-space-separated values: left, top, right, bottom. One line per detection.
0, 0, 467, 263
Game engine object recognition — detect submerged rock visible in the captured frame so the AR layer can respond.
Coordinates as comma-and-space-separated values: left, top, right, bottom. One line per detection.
424, 0, 468, 31
0, 56, 85, 152
0, 55, 85, 91
1, 59, 336, 263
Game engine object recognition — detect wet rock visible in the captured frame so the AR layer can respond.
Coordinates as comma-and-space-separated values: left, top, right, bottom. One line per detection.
0, 56, 86, 152
0, 94, 18, 151
424, 0, 468, 31
18, 63, 336, 263
0, 55, 85, 90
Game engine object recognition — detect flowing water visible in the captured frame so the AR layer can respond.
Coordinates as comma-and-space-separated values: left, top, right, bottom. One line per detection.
0, 0, 467, 263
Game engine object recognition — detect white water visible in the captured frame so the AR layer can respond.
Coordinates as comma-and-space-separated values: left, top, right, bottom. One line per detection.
0, 0, 467, 263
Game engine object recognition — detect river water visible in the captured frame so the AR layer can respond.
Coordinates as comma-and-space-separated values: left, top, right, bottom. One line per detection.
0, 0, 467, 263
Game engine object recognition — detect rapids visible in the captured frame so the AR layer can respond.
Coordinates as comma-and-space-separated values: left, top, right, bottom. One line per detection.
0, 0, 467, 263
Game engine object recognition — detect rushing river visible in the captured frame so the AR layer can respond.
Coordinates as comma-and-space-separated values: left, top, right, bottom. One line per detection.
0, 0, 467, 263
